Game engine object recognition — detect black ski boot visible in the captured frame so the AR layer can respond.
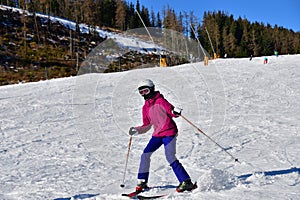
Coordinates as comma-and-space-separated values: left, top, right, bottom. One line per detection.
176, 179, 196, 192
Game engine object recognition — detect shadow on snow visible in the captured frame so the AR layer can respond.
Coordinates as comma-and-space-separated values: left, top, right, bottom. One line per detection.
53, 185, 177, 200
151, 184, 177, 189
238, 167, 300, 180
54, 193, 99, 200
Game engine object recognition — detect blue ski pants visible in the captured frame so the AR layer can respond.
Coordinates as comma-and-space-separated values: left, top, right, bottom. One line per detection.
137, 135, 190, 183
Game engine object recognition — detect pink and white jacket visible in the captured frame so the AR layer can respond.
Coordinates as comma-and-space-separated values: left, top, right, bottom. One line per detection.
135, 91, 179, 137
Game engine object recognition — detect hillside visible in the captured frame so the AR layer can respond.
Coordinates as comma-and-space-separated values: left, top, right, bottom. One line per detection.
0, 54, 299, 199
0, 5, 106, 85
1, 2, 300, 86
0, 5, 194, 86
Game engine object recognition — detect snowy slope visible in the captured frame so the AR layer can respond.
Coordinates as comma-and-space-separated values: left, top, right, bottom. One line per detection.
0, 55, 300, 200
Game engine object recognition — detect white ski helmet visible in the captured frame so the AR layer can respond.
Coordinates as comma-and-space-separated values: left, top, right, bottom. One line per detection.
137, 79, 155, 90
137, 79, 156, 100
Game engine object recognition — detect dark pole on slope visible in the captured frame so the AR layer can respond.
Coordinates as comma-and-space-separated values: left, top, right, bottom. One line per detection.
180, 115, 240, 163
120, 136, 133, 188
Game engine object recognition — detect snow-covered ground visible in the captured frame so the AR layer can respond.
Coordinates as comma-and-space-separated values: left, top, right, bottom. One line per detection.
0, 54, 299, 200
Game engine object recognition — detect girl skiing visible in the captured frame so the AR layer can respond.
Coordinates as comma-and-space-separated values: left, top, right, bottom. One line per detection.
129, 79, 196, 192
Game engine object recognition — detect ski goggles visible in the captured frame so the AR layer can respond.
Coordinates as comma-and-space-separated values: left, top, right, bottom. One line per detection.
139, 88, 150, 95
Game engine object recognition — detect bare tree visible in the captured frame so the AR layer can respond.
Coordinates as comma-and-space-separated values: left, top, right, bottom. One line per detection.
83, 0, 96, 33
20, 0, 28, 57
115, 0, 126, 31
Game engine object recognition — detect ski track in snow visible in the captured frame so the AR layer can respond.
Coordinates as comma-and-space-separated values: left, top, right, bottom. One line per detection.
0, 55, 300, 200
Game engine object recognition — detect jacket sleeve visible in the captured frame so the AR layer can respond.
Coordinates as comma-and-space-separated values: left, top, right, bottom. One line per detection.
135, 106, 152, 134
160, 98, 178, 118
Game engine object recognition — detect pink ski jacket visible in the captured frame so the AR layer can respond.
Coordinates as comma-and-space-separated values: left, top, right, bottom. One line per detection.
135, 91, 179, 137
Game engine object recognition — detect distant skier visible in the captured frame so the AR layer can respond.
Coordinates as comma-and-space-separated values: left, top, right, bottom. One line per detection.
129, 79, 196, 193
274, 50, 279, 57
249, 55, 253, 61
264, 57, 268, 64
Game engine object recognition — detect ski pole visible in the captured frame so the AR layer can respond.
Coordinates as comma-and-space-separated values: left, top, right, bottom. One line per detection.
180, 115, 240, 163
120, 136, 133, 188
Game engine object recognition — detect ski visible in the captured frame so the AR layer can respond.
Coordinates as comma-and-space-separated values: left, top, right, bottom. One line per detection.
122, 182, 197, 199
136, 183, 196, 199
137, 194, 166, 199
122, 191, 166, 199
122, 185, 155, 198
121, 190, 143, 198
122, 186, 165, 199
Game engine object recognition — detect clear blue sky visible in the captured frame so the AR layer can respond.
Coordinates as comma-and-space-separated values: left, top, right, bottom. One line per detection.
126, 0, 300, 32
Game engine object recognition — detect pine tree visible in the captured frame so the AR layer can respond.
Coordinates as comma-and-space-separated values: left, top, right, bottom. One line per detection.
239, 18, 251, 57
293, 33, 300, 53
115, 0, 126, 30
102, 0, 116, 27
135, 0, 143, 27
150, 9, 155, 27
156, 12, 162, 28
250, 23, 261, 56
83, 0, 96, 33
141, 6, 150, 27
163, 7, 180, 31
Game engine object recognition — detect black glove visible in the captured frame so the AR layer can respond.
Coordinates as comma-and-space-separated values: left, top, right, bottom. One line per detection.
129, 127, 138, 136
173, 107, 182, 116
